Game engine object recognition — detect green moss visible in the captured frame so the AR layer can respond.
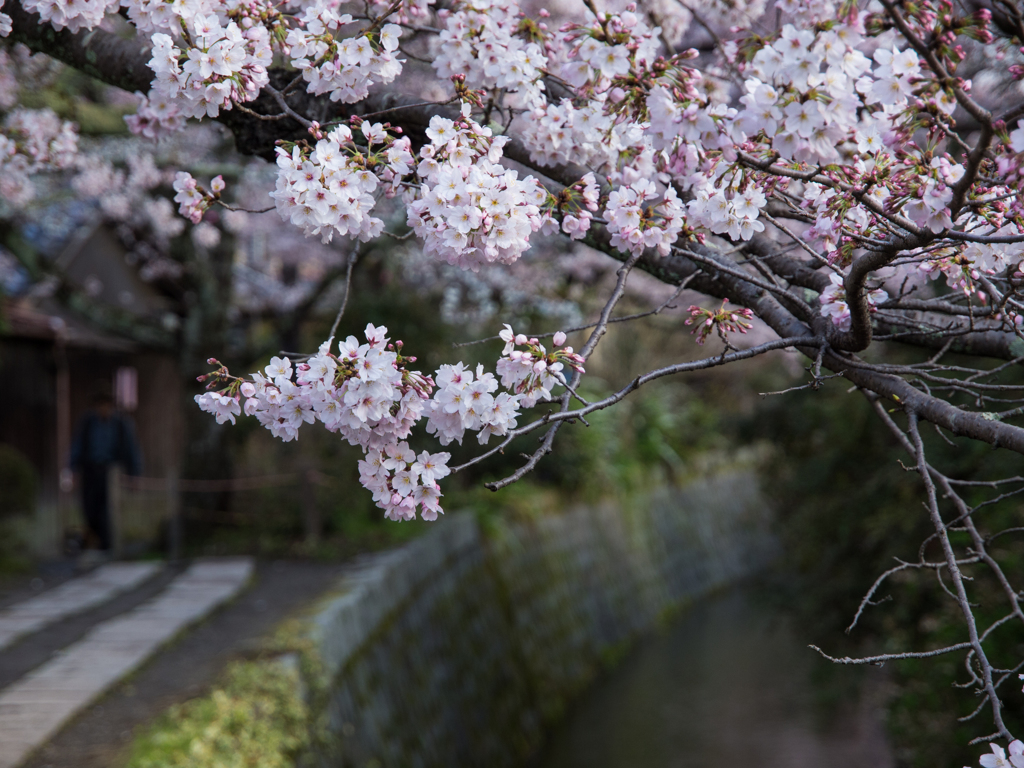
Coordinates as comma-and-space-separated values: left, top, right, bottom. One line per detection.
126, 659, 309, 768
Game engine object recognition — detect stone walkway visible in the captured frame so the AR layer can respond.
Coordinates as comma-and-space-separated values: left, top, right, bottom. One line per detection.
0, 559, 253, 768
0, 563, 162, 651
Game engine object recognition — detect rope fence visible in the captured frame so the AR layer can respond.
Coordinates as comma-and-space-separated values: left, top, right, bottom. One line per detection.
108, 469, 338, 557
119, 470, 336, 493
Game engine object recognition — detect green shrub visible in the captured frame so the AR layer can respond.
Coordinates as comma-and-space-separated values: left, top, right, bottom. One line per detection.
126, 658, 309, 768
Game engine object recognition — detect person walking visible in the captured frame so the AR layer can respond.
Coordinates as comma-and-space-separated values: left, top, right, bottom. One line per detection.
68, 383, 142, 555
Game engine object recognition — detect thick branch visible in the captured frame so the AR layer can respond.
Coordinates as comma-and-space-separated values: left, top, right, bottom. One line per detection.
6, 3, 153, 92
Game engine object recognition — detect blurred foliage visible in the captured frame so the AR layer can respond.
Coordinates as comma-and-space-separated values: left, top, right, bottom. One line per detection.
16, 67, 132, 135
746, 369, 1024, 768
0, 445, 36, 572
0, 444, 36, 519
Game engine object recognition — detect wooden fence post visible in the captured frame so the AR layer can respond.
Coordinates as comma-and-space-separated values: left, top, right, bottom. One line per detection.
167, 469, 182, 562
301, 460, 321, 548
109, 465, 123, 557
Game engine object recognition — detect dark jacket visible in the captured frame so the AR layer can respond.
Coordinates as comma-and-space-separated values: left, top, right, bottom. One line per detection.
70, 411, 142, 476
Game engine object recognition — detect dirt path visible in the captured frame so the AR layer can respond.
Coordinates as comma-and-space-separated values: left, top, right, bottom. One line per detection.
18, 560, 348, 768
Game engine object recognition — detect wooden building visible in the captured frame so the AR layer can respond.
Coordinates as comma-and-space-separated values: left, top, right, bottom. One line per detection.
0, 222, 183, 558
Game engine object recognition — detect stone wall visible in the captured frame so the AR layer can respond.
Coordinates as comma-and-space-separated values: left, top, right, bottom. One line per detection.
302, 470, 775, 768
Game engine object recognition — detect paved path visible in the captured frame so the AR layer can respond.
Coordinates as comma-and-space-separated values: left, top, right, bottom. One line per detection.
0, 559, 253, 768
0, 563, 162, 651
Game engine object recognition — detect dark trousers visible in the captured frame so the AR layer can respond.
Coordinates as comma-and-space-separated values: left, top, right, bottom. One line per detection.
80, 464, 112, 550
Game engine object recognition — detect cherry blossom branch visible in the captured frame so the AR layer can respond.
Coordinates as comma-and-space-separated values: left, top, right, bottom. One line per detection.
484, 251, 644, 491
880, 0, 993, 127
580, 252, 643, 359
450, 336, 817, 475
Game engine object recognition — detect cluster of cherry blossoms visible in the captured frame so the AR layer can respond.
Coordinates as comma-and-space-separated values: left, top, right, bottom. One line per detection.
124, 90, 185, 140
551, 173, 600, 241
972, 739, 1024, 768
359, 442, 449, 521
520, 99, 632, 172
195, 323, 584, 520
685, 300, 755, 346
558, 7, 661, 89
270, 121, 413, 243
915, 229, 1024, 299
123, 0, 206, 33
685, 185, 766, 243
365, 0, 433, 24
495, 327, 585, 406
19, 0, 116, 33
516, 8, 679, 179
433, 0, 547, 108
605, 180, 686, 256
12, 0, 1024, 349
286, 4, 403, 104
196, 325, 439, 520
148, 14, 271, 119
173, 171, 226, 224
424, 363, 520, 447
0, 108, 78, 207
818, 272, 889, 332
406, 105, 548, 271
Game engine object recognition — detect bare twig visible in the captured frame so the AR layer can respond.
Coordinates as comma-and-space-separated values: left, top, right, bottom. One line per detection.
809, 642, 975, 665
328, 251, 359, 341
453, 274, 696, 349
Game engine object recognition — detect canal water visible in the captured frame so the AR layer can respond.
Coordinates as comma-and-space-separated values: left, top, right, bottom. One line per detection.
534, 586, 894, 768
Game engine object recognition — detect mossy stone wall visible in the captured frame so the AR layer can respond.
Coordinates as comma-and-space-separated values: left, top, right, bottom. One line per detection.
303, 470, 775, 768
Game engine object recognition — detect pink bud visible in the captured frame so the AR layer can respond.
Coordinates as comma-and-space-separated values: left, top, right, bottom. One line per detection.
240, 382, 256, 397
553, 331, 567, 347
